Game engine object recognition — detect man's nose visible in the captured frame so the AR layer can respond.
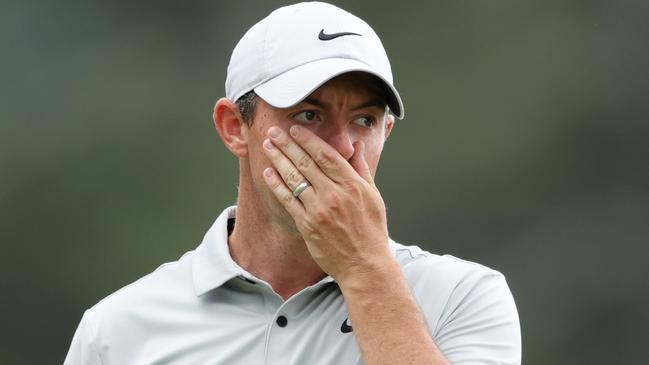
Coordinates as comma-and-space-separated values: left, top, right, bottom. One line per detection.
323, 123, 355, 161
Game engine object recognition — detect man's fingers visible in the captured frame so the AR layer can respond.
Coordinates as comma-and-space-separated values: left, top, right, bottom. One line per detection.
267, 127, 328, 186
349, 140, 374, 184
262, 167, 306, 217
263, 138, 316, 204
288, 125, 357, 182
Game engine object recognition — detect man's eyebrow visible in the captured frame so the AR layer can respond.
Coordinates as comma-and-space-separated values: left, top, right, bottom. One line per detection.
300, 97, 386, 111
350, 98, 386, 111
301, 97, 327, 109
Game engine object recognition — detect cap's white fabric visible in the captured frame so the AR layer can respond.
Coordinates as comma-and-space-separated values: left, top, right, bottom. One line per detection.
64, 206, 521, 365
226, 2, 404, 118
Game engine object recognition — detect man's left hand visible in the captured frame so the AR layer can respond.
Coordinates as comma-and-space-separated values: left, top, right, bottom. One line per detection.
261, 125, 392, 282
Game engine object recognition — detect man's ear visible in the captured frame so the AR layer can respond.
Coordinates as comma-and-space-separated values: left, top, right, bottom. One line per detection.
384, 114, 395, 140
213, 98, 248, 158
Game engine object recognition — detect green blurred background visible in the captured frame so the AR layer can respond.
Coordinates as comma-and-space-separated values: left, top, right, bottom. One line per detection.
2, 0, 648, 363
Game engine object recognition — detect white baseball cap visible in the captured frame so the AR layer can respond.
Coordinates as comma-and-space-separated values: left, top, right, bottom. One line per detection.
225, 1, 404, 119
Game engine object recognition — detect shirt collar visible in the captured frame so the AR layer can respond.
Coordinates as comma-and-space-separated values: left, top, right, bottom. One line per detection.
192, 206, 242, 296
192, 205, 401, 296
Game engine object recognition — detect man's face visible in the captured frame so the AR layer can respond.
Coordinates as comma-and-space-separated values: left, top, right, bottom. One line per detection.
242, 72, 395, 226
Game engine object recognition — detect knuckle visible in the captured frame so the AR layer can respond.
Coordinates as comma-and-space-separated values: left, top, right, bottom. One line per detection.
285, 169, 303, 188
316, 148, 338, 168
342, 179, 364, 197
313, 208, 330, 224
281, 191, 295, 205
297, 154, 313, 171
325, 190, 342, 209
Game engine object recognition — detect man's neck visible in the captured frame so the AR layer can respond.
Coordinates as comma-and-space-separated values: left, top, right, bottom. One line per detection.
227, 179, 327, 300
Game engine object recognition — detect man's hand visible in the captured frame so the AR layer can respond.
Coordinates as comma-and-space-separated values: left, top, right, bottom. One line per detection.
261, 124, 450, 365
261, 124, 392, 282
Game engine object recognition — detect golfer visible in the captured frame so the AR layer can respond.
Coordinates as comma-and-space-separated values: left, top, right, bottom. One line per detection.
65, 2, 521, 364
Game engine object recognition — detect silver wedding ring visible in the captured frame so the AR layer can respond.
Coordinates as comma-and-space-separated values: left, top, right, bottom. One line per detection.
292, 180, 311, 197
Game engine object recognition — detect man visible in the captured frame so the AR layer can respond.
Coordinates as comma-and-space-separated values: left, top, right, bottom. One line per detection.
65, 2, 521, 364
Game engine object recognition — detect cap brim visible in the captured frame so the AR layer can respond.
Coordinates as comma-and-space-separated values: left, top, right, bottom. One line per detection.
254, 58, 404, 119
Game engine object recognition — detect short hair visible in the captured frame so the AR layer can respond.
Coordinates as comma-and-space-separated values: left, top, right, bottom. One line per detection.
236, 90, 258, 126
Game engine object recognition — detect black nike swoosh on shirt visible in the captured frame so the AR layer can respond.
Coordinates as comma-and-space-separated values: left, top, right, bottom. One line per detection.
340, 317, 353, 333
318, 29, 362, 41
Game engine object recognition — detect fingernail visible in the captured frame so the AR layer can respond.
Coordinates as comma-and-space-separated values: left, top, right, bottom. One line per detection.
264, 168, 273, 178
263, 139, 275, 150
289, 125, 299, 137
268, 127, 281, 138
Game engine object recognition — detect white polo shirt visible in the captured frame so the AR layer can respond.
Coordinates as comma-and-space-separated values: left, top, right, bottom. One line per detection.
65, 206, 521, 365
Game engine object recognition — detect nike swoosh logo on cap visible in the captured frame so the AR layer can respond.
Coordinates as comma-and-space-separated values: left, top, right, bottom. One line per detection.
318, 29, 362, 41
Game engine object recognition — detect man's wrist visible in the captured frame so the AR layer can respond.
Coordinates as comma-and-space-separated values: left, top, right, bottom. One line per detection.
335, 250, 402, 296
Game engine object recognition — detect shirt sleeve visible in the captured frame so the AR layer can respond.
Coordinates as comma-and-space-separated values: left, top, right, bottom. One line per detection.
434, 269, 522, 365
64, 310, 103, 365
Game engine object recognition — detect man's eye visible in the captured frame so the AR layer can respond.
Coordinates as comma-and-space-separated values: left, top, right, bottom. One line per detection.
353, 116, 376, 128
294, 111, 318, 123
